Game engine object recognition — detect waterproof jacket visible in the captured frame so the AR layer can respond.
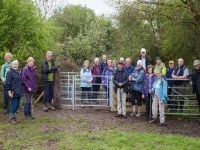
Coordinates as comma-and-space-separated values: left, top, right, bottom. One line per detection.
129, 67, 145, 92
142, 73, 156, 96
154, 62, 167, 76
42, 60, 57, 82
21, 65, 37, 93
102, 67, 114, 86
113, 68, 128, 93
80, 68, 93, 88
5, 68, 23, 98
190, 69, 200, 95
152, 78, 169, 103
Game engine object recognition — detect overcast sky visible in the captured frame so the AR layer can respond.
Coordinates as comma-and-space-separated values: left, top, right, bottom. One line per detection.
56, 0, 115, 15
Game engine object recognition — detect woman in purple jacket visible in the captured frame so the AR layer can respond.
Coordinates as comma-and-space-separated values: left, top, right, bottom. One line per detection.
142, 65, 156, 120
91, 58, 101, 99
21, 57, 37, 119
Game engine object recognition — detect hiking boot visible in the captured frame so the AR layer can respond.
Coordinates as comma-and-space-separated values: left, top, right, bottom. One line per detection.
8, 117, 18, 124
136, 113, 141, 117
47, 103, 56, 110
123, 115, 127, 118
130, 112, 136, 117
43, 104, 48, 112
3, 109, 9, 114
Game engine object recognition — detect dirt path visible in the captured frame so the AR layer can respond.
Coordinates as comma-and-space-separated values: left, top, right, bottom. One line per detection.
33, 106, 200, 138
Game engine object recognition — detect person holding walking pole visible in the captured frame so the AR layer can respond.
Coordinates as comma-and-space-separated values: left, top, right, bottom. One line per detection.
113, 62, 128, 118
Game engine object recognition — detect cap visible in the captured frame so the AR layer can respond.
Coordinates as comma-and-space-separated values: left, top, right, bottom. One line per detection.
141, 48, 146, 53
193, 60, 200, 66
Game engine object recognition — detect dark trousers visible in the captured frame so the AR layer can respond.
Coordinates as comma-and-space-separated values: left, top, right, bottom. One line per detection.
10, 97, 20, 117
43, 81, 54, 104
24, 93, 33, 116
145, 93, 152, 118
92, 85, 100, 99
81, 87, 92, 99
3, 85, 9, 109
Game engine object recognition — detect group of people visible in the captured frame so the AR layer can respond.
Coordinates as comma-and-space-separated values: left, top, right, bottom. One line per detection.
1, 51, 57, 124
80, 48, 200, 126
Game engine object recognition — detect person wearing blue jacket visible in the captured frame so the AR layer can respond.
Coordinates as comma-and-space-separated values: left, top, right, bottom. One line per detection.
80, 60, 93, 101
151, 69, 168, 126
5, 60, 23, 124
129, 60, 145, 117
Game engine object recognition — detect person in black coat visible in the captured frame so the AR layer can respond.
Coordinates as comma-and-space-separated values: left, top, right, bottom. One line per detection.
5, 60, 23, 124
42, 51, 57, 112
113, 62, 128, 118
136, 48, 151, 71
190, 60, 200, 114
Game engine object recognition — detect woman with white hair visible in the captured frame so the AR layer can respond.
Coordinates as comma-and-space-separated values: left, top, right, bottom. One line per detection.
21, 57, 37, 119
80, 60, 93, 102
42, 51, 57, 112
5, 60, 23, 124
91, 58, 101, 99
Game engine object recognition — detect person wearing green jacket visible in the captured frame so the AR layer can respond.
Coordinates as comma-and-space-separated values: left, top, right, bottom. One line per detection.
1, 52, 13, 114
154, 57, 167, 77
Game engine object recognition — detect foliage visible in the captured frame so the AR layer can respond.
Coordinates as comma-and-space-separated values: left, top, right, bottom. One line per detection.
0, 0, 56, 67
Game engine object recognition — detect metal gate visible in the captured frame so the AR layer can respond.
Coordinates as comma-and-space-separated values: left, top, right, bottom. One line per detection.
60, 72, 113, 110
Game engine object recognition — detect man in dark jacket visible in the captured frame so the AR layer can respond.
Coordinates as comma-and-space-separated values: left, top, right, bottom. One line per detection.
113, 62, 128, 118
100, 54, 107, 73
42, 51, 57, 112
190, 60, 200, 115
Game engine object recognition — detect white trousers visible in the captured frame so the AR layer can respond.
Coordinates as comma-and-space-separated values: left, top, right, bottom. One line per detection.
152, 94, 165, 123
117, 88, 126, 115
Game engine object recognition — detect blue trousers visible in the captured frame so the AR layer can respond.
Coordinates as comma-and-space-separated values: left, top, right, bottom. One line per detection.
43, 81, 54, 104
10, 97, 20, 117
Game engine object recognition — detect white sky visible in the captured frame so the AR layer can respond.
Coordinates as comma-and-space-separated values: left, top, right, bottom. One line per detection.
56, 0, 115, 15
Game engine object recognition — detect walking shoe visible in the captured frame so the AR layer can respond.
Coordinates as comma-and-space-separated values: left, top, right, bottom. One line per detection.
136, 113, 141, 117
123, 115, 127, 118
158, 123, 167, 127
43, 104, 48, 112
8, 117, 18, 124
47, 103, 56, 110
116, 114, 121, 117
130, 112, 136, 117
3, 109, 9, 114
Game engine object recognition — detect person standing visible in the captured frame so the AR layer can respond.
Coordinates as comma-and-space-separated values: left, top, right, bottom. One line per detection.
1, 52, 13, 114
150, 69, 168, 126
91, 58, 101, 99
190, 60, 200, 115
113, 62, 128, 118
102, 60, 114, 105
21, 57, 37, 119
42, 51, 57, 112
172, 58, 189, 111
136, 48, 151, 70
124, 58, 135, 102
166, 60, 175, 109
5, 60, 23, 124
80, 60, 93, 101
129, 60, 145, 117
142, 65, 156, 120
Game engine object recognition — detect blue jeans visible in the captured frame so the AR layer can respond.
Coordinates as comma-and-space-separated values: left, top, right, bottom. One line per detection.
10, 97, 20, 117
24, 93, 33, 116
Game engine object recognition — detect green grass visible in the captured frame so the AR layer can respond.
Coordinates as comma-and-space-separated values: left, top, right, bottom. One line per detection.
0, 116, 199, 150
